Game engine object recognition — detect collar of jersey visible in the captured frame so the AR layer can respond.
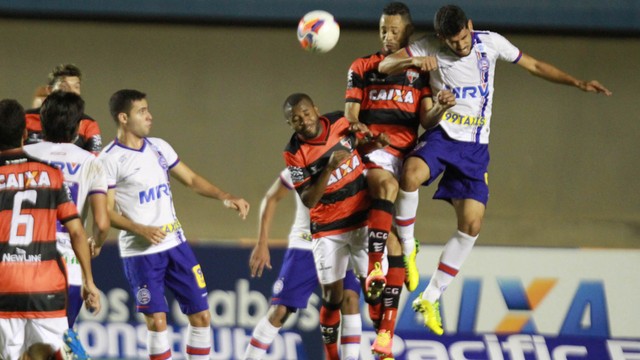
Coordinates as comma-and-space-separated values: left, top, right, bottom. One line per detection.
299, 117, 330, 145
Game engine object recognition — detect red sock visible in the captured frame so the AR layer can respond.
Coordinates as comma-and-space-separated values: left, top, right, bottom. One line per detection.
368, 199, 394, 272
320, 301, 341, 360
379, 256, 404, 337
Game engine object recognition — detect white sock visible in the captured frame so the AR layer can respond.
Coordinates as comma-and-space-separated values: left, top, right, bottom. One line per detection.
243, 316, 281, 360
423, 230, 478, 302
340, 314, 362, 359
395, 189, 420, 242
147, 330, 172, 360
186, 325, 211, 360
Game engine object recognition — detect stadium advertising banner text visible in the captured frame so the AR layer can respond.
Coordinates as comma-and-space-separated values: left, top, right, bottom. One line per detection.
77, 245, 640, 359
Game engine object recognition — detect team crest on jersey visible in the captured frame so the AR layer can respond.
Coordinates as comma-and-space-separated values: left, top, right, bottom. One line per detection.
136, 287, 151, 305
478, 57, 490, 72
340, 137, 353, 150
406, 70, 419, 84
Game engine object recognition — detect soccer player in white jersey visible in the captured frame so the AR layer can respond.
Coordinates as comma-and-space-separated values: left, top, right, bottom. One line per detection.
378, 4, 612, 335
24, 91, 110, 329
100, 89, 250, 360
243, 169, 362, 360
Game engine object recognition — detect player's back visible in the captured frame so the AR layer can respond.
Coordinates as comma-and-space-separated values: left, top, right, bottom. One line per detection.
0, 148, 78, 319
24, 142, 106, 217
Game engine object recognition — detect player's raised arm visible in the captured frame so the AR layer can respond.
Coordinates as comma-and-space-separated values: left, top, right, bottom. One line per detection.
169, 161, 250, 219
378, 47, 438, 74
516, 53, 612, 95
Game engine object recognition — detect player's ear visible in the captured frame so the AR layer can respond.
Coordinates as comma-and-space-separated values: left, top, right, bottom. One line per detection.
406, 23, 415, 38
468, 19, 474, 31
117, 112, 128, 125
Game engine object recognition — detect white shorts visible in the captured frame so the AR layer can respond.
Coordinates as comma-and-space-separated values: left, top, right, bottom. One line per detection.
0, 317, 66, 359
364, 149, 402, 179
312, 227, 368, 285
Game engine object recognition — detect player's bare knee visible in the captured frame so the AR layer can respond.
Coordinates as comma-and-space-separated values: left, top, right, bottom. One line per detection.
268, 305, 292, 327
341, 290, 360, 315
188, 309, 211, 327
459, 219, 482, 237
375, 177, 399, 200
145, 313, 168, 331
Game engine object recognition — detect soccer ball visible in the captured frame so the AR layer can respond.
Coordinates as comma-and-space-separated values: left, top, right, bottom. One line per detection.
297, 10, 340, 53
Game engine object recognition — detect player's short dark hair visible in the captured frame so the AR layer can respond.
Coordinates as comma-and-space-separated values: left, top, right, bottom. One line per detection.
283, 93, 314, 119
0, 99, 26, 150
109, 89, 147, 124
40, 91, 84, 143
48, 64, 82, 86
434, 5, 468, 38
383, 2, 413, 25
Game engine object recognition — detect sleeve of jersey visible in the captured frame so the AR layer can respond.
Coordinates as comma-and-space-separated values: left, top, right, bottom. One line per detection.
283, 152, 311, 195
87, 157, 108, 195
79, 119, 103, 154
345, 59, 365, 103
99, 156, 118, 189
156, 138, 180, 169
279, 168, 294, 190
491, 32, 522, 63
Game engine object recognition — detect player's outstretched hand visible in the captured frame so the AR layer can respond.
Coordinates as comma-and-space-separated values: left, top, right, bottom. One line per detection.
412, 56, 438, 72
372, 133, 390, 148
82, 282, 102, 315
249, 242, 272, 278
579, 80, 612, 96
349, 121, 373, 138
328, 150, 351, 171
437, 89, 457, 108
224, 197, 250, 220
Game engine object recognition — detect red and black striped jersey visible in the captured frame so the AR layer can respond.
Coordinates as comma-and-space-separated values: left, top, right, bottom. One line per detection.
283, 112, 369, 239
345, 52, 432, 157
0, 148, 79, 319
25, 108, 102, 154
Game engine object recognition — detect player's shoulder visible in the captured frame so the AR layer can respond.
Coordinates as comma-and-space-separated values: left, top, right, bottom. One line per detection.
323, 111, 345, 125
145, 137, 172, 148
25, 107, 40, 116
284, 134, 303, 155
0, 148, 65, 182
351, 52, 384, 67
80, 113, 97, 121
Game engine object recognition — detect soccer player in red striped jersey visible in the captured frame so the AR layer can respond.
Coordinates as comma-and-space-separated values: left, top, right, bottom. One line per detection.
0, 99, 101, 360
283, 93, 386, 360
345, 2, 455, 357
25, 64, 102, 154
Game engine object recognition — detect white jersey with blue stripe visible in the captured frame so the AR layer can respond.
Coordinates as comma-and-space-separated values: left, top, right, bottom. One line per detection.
24, 142, 107, 285
100, 137, 184, 257
279, 168, 312, 250
408, 31, 521, 144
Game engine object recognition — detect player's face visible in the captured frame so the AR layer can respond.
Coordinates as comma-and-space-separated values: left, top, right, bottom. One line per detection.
379, 14, 412, 55
124, 99, 153, 137
442, 21, 473, 57
287, 100, 321, 139
52, 76, 81, 95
